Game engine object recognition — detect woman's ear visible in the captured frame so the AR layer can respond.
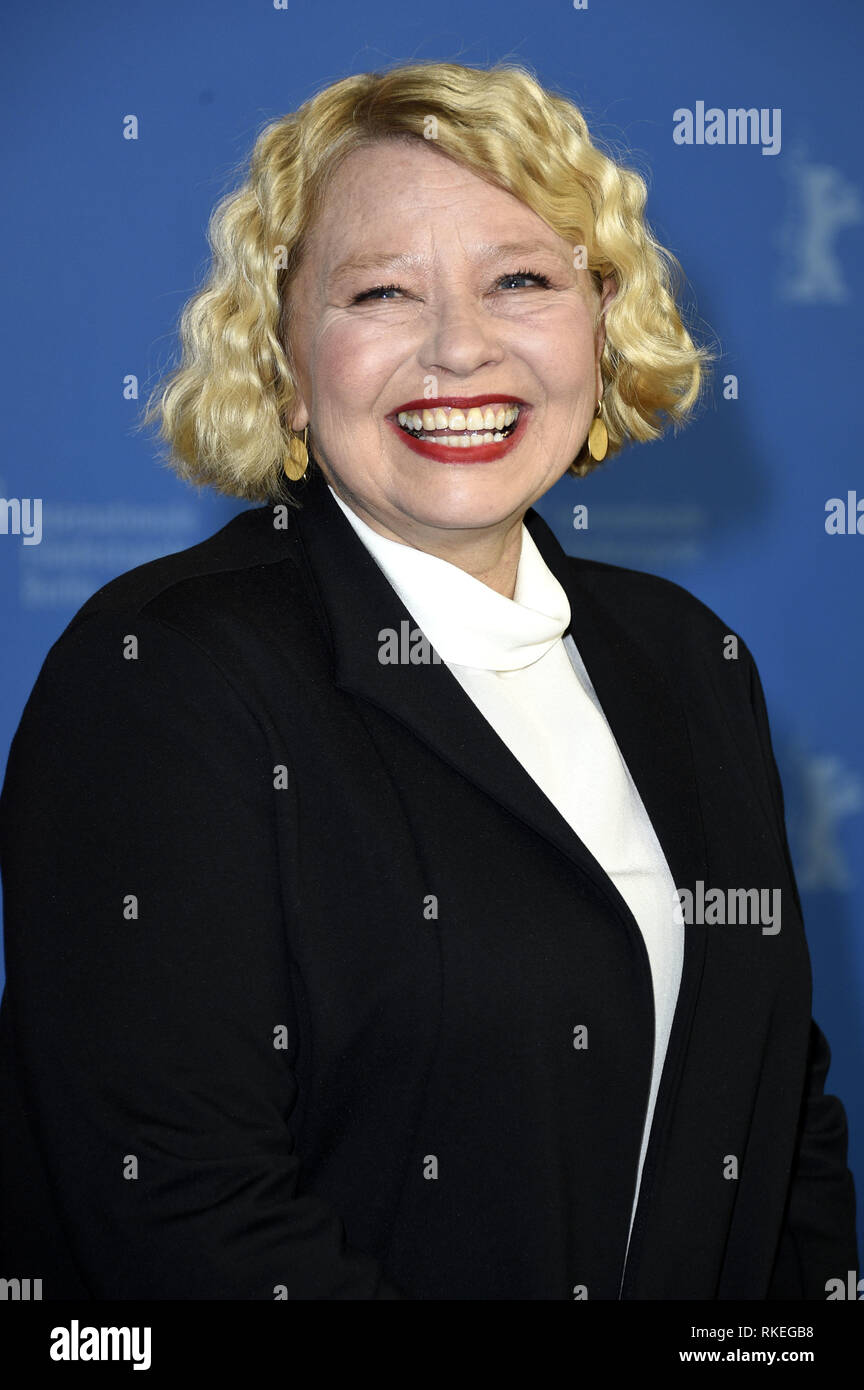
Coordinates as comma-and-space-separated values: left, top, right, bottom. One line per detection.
280, 294, 311, 433
595, 274, 618, 398
289, 401, 310, 432
284, 356, 310, 433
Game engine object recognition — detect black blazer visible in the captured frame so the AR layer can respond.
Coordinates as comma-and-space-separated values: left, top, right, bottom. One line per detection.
0, 463, 857, 1300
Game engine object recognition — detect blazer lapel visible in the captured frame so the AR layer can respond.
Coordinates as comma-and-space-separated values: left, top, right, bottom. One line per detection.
293, 471, 617, 901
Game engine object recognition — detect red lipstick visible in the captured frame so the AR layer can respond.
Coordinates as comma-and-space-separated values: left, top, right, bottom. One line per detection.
387, 395, 530, 465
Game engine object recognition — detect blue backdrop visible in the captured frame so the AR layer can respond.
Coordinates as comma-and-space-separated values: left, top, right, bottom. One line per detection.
2, 0, 862, 1255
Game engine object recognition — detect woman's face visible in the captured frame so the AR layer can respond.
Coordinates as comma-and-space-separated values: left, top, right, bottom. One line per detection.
285, 136, 613, 549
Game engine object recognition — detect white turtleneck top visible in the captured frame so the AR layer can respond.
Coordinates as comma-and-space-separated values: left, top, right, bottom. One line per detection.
328, 485, 684, 1246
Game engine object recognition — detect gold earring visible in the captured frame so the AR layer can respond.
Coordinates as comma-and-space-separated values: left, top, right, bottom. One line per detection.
284, 425, 309, 481
587, 398, 608, 462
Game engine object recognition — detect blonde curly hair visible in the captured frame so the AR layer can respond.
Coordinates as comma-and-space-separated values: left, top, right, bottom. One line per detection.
141, 60, 711, 502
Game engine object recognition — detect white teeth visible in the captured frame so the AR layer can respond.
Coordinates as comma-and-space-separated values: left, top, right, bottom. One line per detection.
395, 402, 522, 452
396, 403, 521, 432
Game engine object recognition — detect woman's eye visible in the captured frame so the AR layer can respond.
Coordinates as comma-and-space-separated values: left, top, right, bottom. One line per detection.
351, 283, 403, 304
350, 269, 552, 304
496, 270, 553, 291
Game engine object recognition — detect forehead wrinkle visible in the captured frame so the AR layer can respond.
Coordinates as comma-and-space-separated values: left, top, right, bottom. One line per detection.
326, 236, 571, 290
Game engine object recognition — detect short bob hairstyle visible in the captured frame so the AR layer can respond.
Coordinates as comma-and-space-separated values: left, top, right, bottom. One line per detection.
142, 60, 711, 503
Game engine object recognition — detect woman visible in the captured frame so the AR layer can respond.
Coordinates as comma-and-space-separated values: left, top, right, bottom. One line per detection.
0, 60, 857, 1301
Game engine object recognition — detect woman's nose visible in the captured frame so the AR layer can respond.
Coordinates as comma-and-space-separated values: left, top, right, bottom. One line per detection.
417, 292, 505, 379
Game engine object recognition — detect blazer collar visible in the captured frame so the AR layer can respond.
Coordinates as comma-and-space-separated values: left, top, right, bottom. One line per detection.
327, 482, 573, 672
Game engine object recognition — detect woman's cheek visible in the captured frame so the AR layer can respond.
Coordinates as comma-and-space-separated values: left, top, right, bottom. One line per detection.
313, 315, 415, 393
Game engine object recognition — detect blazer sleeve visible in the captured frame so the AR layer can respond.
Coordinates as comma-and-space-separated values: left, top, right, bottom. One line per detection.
741, 644, 860, 1298
0, 608, 408, 1299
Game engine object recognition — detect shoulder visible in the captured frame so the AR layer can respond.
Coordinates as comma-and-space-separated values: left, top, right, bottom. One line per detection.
44, 502, 315, 658
563, 552, 770, 754
565, 553, 745, 659
67, 503, 302, 633
0, 514, 298, 856
11, 504, 322, 737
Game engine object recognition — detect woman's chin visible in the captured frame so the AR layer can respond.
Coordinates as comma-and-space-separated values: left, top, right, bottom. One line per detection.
382, 483, 537, 536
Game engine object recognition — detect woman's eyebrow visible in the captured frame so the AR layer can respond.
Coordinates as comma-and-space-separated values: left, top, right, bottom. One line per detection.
328, 251, 417, 287
475, 239, 571, 265
328, 240, 571, 288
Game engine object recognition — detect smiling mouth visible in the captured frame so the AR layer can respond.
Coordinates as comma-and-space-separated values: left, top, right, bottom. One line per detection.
394, 402, 522, 447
